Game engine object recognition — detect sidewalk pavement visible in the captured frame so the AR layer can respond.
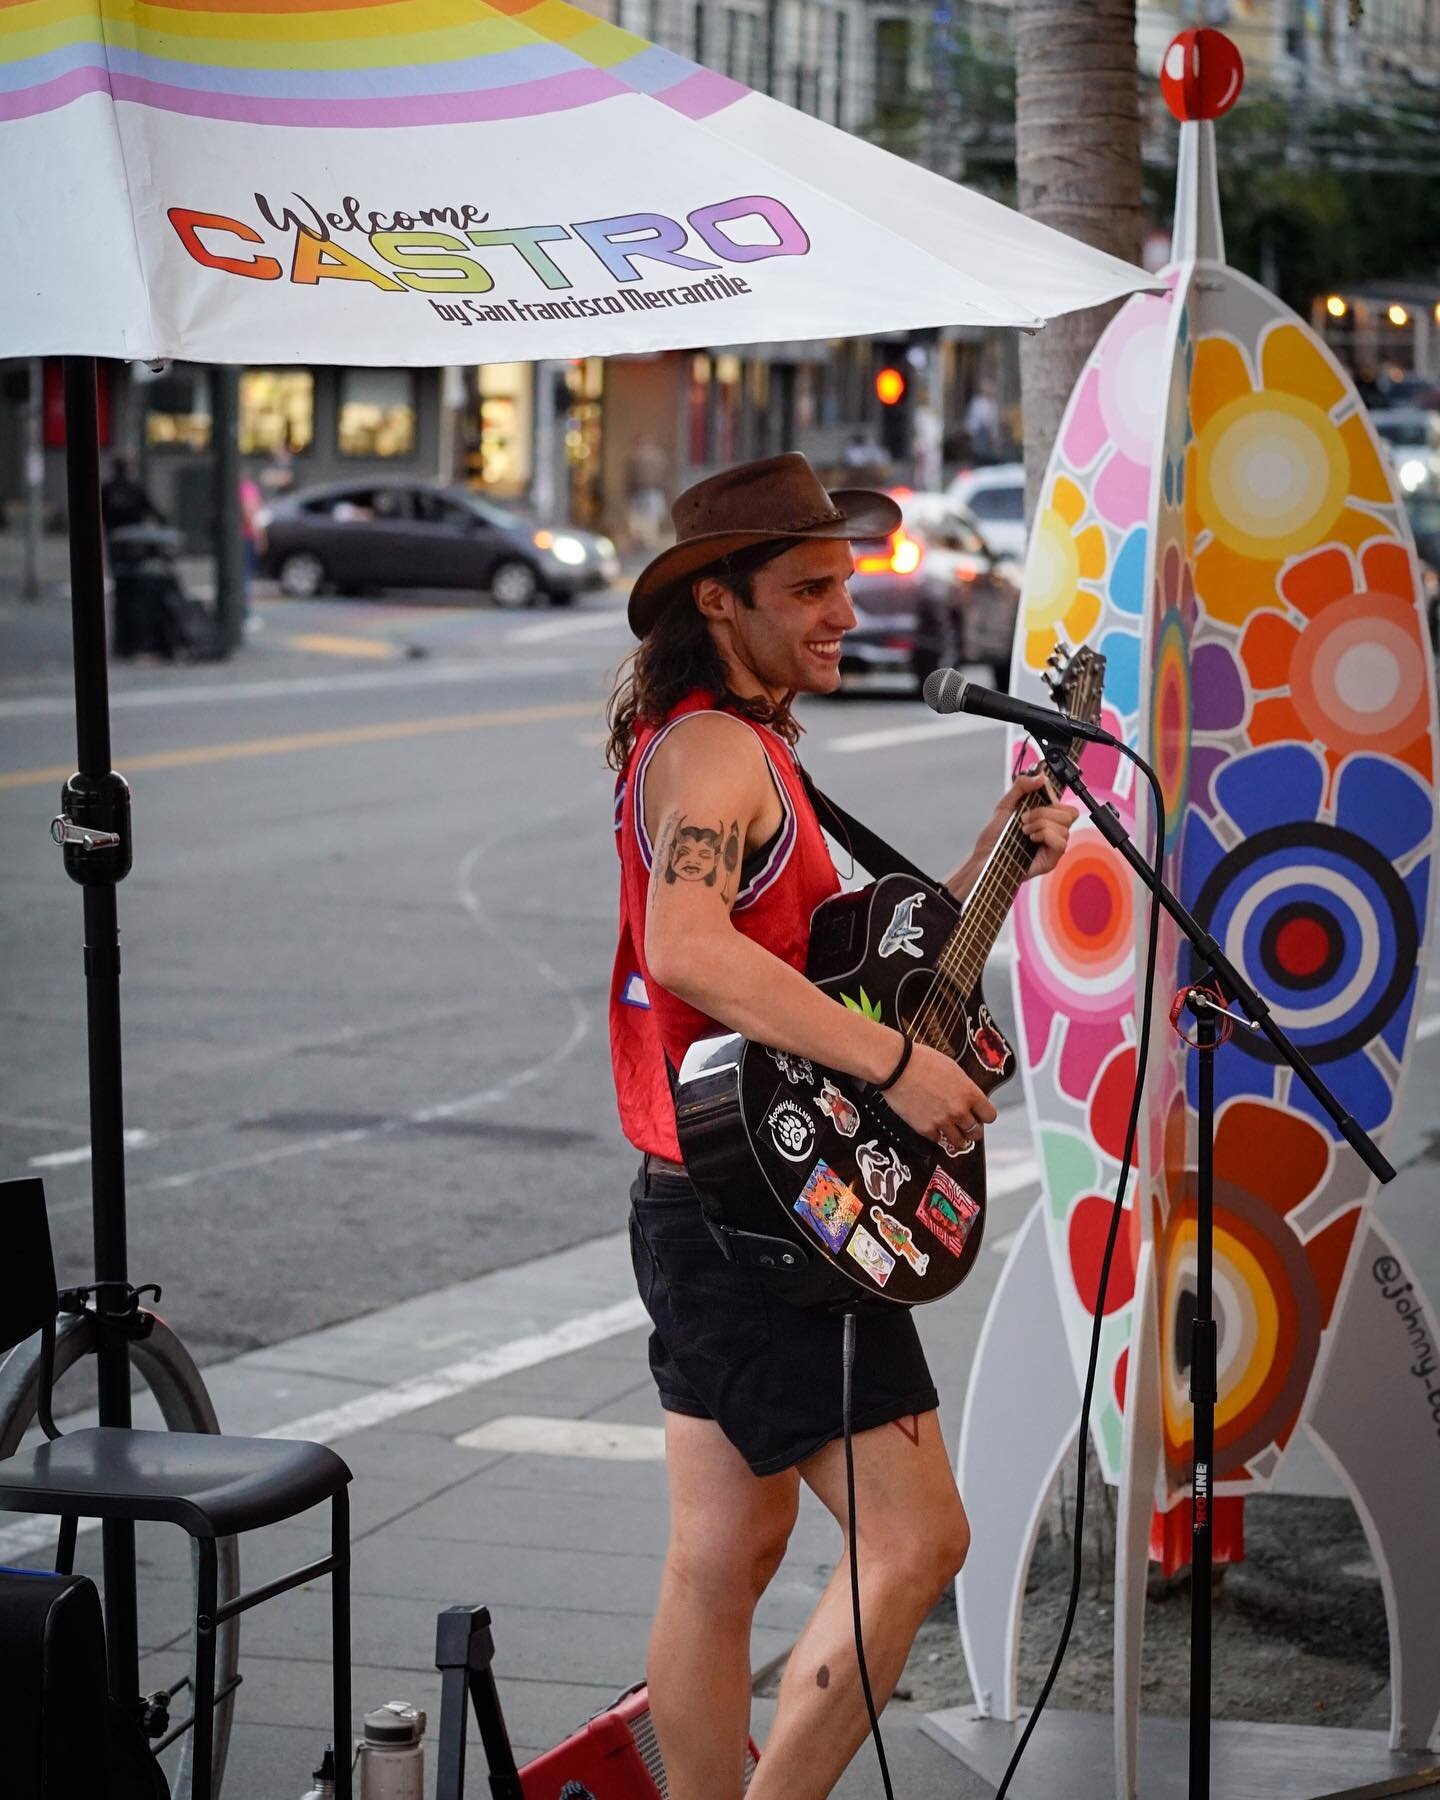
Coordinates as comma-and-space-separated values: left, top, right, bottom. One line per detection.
0, 529, 639, 706
1, 1143, 1045, 1798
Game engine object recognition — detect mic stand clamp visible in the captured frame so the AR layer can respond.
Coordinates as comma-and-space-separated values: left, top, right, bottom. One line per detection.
1036, 736, 1395, 1800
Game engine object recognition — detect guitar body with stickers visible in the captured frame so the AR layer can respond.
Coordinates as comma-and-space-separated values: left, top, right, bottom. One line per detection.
675, 646, 1106, 1308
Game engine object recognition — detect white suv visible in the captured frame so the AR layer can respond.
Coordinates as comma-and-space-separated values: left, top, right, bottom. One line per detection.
947, 463, 1027, 560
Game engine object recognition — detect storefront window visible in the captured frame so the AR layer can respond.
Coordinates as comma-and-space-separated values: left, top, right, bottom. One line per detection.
563, 357, 605, 525
144, 365, 212, 452
476, 362, 532, 495
688, 354, 712, 466
714, 354, 741, 463
239, 370, 314, 456
338, 368, 416, 458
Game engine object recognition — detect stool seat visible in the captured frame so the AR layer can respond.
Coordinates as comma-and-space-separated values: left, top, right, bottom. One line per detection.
0, 1426, 350, 1538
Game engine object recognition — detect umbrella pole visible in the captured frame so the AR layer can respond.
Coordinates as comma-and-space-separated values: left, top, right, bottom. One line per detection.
61, 354, 141, 1709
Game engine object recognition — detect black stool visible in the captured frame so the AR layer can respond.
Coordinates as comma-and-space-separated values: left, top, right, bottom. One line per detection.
0, 1178, 353, 1799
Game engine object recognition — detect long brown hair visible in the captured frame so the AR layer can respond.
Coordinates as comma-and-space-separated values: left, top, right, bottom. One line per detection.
605, 544, 801, 770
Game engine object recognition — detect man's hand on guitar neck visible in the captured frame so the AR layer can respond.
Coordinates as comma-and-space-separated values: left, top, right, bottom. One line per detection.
944, 770, 1080, 901
884, 1034, 997, 1145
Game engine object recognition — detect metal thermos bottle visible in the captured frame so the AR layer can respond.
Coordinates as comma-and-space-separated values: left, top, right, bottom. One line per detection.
356, 1700, 426, 1800
300, 1745, 337, 1799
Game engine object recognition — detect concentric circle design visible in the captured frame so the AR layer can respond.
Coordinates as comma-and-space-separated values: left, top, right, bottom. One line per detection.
1188, 822, 1416, 1063
1017, 827, 1135, 1021
1159, 1181, 1321, 1480
1289, 593, 1430, 757
1196, 391, 1348, 559
1150, 608, 1192, 849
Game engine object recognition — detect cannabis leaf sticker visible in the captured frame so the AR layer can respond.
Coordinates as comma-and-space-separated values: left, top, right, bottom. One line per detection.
840, 988, 883, 1021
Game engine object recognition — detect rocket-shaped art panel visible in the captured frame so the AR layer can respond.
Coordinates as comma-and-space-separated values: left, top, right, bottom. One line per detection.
958, 27, 1440, 1771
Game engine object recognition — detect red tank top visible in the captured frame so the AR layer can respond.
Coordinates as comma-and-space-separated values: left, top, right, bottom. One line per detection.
610, 690, 841, 1161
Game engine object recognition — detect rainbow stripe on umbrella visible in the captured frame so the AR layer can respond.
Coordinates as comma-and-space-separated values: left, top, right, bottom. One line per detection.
0, 0, 748, 126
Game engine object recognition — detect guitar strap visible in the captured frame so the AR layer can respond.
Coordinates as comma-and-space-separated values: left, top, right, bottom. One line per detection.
797, 766, 937, 888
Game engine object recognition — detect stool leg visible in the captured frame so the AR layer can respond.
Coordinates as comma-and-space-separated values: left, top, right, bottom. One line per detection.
332, 1488, 353, 1800
55, 1515, 77, 1575
193, 1537, 218, 1800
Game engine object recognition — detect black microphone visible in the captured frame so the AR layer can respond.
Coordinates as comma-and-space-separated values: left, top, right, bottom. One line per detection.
922, 667, 1118, 747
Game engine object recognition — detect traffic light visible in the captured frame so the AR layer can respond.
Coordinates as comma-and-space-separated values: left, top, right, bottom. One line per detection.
874, 349, 912, 463
875, 366, 906, 407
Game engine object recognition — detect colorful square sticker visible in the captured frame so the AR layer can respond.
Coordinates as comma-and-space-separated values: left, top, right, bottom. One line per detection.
916, 1167, 981, 1257
793, 1160, 863, 1252
845, 1224, 896, 1288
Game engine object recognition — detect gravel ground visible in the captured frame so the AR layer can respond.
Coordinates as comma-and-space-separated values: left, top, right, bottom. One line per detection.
759, 1492, 1390, 1729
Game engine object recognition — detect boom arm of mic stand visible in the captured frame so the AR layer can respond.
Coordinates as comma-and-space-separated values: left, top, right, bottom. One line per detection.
1039, 743, 1396, 1185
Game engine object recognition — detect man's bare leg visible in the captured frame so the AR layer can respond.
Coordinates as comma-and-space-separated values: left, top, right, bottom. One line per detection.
648, 1413, 800, 1800
746, 1410, 969, 1800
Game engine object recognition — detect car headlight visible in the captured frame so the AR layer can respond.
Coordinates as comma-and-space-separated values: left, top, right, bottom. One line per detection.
547, 534, 588, 565
597, 536, 617, 558
1399, 458, 1429, 493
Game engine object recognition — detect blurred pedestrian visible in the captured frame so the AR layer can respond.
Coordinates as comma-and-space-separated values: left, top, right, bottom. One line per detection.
963, 380, 1000, 463
626, 435, 670, 554
100, 455, 164, 536
239, 470, 265, 596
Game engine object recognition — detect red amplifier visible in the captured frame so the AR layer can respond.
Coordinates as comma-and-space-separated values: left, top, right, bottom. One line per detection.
519, 1683, 759, 1800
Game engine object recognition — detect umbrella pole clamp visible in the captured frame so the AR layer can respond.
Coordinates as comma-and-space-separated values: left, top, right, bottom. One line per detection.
58, 1281, 162, 1343
51, 769, 133, 887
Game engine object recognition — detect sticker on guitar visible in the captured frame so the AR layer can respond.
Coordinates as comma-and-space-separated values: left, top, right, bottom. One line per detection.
968, 1003, 1012, 1076
793, 1160, 863, 1252
916, 1168, 981, 1258
768, 1048, 815, 1086
767, 1098, 817, 1164
845, 1224, 896, 1288
856, 1138, 911, 1208
870, 1207, 929, 1276
816, 1079, 860, 1138
878, 891, 927, 960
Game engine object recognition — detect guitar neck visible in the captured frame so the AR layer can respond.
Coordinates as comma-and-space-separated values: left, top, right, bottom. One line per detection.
908, 771, 1062, 1054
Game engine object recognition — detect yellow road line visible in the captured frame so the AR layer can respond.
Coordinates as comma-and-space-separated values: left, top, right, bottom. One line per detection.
0, 701, 598, 793
281, 633, 402, 661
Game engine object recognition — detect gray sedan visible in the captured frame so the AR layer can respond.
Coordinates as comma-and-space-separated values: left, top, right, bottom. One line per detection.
258, 479, 619, 606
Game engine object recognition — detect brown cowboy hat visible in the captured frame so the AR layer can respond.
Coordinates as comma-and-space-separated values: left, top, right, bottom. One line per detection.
627, 452, 901, 637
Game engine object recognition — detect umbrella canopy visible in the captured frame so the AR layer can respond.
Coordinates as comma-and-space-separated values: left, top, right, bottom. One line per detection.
3, 0, 1154, 363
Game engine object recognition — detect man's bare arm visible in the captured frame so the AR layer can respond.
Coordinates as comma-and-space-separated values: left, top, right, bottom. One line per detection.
642, 715, 903, 1086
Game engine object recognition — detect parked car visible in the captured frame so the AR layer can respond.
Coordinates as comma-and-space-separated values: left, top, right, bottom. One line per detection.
257, 479, 619, 606
946, 462, 1027, 560
1371, 408, 1440, 494
1404, 489, 1440, 658
842, 492, 1022, 694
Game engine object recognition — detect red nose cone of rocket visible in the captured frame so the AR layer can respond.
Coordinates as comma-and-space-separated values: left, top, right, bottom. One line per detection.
1161, 28, 1245, 123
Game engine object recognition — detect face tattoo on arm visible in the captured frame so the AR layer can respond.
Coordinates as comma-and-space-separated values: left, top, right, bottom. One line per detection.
658, 813, 742, 903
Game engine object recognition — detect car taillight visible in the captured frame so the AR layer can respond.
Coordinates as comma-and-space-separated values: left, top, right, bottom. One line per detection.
855, 527, 924, 576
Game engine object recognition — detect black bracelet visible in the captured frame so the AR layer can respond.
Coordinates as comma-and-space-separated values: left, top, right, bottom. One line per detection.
874, 1032, 913, 1092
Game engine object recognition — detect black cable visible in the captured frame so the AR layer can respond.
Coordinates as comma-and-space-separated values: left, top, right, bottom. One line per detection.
993, 746, 1167, 1799
842, 1310, 896, 1800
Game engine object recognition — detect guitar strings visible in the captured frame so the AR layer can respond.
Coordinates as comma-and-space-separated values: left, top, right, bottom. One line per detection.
888, 656, 1101, 1076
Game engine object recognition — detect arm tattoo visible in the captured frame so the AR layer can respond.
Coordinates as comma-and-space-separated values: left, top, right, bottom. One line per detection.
658, 812, 740, 897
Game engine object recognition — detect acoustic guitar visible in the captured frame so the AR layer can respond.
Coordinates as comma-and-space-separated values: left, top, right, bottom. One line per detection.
675, 643, 1106, 1308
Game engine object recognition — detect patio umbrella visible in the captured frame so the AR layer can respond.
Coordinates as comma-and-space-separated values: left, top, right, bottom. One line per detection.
1, 0, 1155, 1719
4, 0, 1152, 362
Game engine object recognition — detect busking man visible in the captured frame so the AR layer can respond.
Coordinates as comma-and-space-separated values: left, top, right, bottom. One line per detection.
606, 453, 1077, 1799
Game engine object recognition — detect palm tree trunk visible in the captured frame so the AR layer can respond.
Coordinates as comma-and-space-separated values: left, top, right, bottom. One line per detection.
1014, 0, 1144, 518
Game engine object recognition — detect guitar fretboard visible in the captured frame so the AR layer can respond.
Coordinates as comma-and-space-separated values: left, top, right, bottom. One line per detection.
905, 656, 1102, 1055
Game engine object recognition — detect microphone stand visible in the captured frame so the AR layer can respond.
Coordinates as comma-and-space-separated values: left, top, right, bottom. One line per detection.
1034, 736, 1394, 1800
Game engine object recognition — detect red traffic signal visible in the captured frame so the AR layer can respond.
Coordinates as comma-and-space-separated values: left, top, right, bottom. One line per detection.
875, 367, 906, 406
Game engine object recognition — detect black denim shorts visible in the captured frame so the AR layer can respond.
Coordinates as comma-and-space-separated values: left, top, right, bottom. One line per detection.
628, 1159, 939, 1477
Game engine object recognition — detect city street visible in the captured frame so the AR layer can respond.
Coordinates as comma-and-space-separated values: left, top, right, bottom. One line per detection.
0, 582, 1046, 1369
4, 578, 1439, 1794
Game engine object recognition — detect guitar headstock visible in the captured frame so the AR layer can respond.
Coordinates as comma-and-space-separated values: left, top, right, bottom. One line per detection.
1041, 640, 1107, 750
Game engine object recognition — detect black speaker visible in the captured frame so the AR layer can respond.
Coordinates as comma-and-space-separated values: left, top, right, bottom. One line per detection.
0, 1566, 111, 1798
